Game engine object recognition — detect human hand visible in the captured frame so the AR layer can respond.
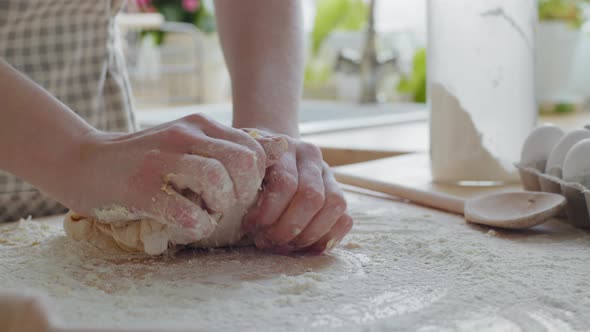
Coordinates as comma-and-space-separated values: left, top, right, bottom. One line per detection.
243, 130, 353, 254
62, 114, 285, 242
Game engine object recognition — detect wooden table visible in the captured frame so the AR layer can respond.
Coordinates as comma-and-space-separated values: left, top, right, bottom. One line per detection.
305, 111, 590, 166
2, 189, 590, 331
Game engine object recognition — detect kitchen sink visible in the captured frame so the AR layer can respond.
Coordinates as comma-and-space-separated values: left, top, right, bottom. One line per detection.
135, 100, 428, 135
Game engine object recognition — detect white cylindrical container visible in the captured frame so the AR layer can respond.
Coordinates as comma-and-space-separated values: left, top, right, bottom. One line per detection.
428, 0, 537, 185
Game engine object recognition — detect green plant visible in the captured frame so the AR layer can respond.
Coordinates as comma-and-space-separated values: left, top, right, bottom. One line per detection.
538, 0, 589, 28
304, 60, 332, 86
135, 0, 216, 45
539, 102, 577, 114
311, 0, 368, 56
397, 48, 427, 103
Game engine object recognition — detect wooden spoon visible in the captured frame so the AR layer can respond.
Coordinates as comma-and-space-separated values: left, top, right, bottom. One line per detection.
335, 173, 566, 229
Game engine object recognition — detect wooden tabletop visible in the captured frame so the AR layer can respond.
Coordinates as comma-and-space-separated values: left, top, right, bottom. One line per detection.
334, 153, 521, 200
3, 186, 589, 330
306, 110, 590, 166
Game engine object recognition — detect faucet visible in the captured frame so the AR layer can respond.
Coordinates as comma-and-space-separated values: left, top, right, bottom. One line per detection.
334, 0, 397, 103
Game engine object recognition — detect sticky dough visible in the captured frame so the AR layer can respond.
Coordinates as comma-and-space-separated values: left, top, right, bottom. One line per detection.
63, 194, 256, 255
64, 132, 287, 255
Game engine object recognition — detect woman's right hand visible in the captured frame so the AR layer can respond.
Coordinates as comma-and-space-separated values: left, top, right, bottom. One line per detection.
59, 114, 285, 241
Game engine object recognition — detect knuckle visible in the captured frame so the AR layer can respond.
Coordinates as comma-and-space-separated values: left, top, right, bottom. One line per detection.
300, 142, 323, 159
325, 193, 347, 214
183, 113, 209, 124
184, 113, 223, 132
270, 171, 298, 194
299, 185, 325, 210
233, 147, 258, 169
164, 123, 192, 142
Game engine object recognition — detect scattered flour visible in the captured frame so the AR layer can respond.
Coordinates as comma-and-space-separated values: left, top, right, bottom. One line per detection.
1, 193, 590, 331
0, 216, 46, 246
92, 205, 138, 223
343, 242, 363, 249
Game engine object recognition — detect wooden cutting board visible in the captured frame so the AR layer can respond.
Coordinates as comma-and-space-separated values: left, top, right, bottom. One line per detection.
333, 153, 522, 200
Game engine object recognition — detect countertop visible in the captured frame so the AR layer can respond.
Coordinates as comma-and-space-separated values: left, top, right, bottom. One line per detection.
305, 110, 590, 154
2, 190, 589, 331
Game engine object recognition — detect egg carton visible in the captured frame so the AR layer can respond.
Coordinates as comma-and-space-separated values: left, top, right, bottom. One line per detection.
516, 125, 590, 228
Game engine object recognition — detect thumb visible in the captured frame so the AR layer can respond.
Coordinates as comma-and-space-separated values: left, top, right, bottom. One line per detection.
244, 129, 289, 168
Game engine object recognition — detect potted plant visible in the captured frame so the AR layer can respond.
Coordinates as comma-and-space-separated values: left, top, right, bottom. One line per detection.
536, 0, 589, 113
131, 0, 229, 104
396, 47, 426, 103
134, 0, 215, 37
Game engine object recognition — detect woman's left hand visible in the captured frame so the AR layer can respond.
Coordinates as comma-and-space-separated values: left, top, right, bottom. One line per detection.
242, 130, 353, 254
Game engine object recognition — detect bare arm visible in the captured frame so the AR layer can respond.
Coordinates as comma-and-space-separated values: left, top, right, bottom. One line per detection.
0, 58, 277, 238
213, 1, 353, 254
0, 58, 95, 197
214, 0, 304, 137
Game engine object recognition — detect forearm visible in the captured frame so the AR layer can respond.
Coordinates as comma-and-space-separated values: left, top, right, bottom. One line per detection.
0, 58, 97, 196
214, 0, 304, 137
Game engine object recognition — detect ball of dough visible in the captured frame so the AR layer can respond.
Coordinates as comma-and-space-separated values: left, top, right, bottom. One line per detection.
64, 189, 257, 255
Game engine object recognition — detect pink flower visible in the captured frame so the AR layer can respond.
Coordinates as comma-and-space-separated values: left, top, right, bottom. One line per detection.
133, 0, 155, 12
182, 0, 200, 12
134, 0, 151, 6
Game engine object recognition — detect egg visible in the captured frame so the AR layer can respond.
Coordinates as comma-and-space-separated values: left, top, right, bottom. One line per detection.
545, 129, 590, 178
563, 138, 590, 189
520, 124, 564, 170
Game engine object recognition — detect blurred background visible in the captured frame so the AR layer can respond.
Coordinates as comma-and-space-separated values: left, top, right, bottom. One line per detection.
117, 0, 590, 121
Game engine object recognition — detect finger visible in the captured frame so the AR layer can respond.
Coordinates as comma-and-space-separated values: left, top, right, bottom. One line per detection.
125, 151, 217, 238
257, 136, 289, 167
243, 129, 289, 167
242, 150, 298, 231
151, 190, 218, 240
258, 143, 325, 246
301, 214, 353, 254
157, 120, 266, 195
164, 154, 236, 213
188, 135, 263, 203
290, 167, 347, 248
184, 114, 267, 176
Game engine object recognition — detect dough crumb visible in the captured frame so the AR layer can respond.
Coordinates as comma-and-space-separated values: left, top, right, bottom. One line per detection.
486, 229, 498, 237
161, 173, 176, 195
343, 242, 362, 249
325, 239, 336, 250
248, 129, 261, 138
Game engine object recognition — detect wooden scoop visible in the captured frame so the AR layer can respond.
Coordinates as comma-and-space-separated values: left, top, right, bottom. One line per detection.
335, 173, 566, 229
